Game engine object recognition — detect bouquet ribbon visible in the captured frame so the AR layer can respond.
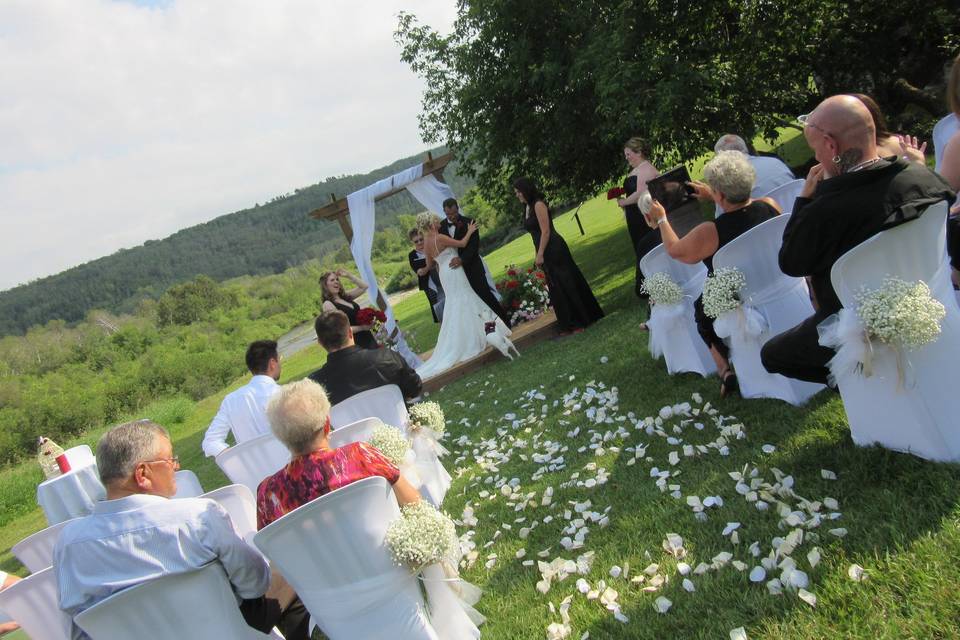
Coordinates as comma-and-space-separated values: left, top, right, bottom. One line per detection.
408, 428, 452, 507
646, 299, 689, 360
818, 309, 911, 390
419, 562, 485, 638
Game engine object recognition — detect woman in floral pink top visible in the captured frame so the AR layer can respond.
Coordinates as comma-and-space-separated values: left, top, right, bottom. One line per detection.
257, 379, 421, 529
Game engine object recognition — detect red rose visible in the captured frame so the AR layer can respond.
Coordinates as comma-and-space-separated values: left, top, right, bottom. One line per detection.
536, 272, 545, 280
507, 280, 519, 289
507, 269, 518, 276
527, 267, 534, 274
606, 186, 625, 200
512, 300, 521, 308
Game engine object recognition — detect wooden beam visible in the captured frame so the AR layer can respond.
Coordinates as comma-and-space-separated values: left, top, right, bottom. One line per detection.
308, 151, 454, 221
335, 213, 353, 242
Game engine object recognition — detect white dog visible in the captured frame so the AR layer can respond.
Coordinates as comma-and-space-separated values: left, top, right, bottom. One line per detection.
479, 310, 520, 360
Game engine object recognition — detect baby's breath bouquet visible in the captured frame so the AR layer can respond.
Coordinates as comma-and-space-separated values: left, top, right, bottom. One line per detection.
368, 425, 410, 466
385, 500, 457, 571
702, 267, 746, 318
640, 272, 684, 306
408, 401, 446, 436
856, 277, 945, 349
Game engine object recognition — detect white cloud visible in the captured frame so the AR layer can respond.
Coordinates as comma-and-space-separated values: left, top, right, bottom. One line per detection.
0, 0, 456, 290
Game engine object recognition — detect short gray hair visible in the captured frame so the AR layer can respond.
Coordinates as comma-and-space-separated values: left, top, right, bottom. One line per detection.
703, 150, 756, 205
97, 420, 169, 484
267, 379, 332, 454
714, 134, 749, 154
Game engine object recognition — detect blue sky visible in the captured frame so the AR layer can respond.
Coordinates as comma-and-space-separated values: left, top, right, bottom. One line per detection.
0, 0, 456, 291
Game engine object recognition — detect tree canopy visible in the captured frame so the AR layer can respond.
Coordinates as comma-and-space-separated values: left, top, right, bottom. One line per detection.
396, 0, 959, 204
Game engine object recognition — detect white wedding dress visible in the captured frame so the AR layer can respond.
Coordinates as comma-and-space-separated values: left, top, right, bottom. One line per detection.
416, 247, 511, 380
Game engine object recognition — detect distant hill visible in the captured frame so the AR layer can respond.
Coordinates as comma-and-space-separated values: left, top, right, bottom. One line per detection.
0, 148, 474, 335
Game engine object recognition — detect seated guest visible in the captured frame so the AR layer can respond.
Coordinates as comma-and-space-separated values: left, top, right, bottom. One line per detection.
713, 134, 795, 215
202, 340, 281, 457
761, 95, 954, 385
644, 150, 782, 397
257, 379, 421, 528
308, 310, 422, 405
936, 55, 960, 287
54, 420, 308, 640
0, 571, 22, 634
408, 227, 445, 323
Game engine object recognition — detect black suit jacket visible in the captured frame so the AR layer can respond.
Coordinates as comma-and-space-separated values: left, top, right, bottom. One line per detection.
307, 345, 422, 406
438, 215, 480, 266
409, 249, 430, 291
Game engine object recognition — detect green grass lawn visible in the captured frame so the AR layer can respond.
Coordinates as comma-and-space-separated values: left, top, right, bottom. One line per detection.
6, 131, 959, 639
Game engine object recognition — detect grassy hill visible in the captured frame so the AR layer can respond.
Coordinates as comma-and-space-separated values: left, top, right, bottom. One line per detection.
0, 148, 474, 336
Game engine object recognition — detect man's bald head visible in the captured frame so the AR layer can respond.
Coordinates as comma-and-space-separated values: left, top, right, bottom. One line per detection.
804, 95, 879, 175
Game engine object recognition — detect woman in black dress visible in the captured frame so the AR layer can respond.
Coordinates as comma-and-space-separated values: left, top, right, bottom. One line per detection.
616, 137, 661, 297
513, 177, 604, 334
319, 269, 378, 349
645, 151, 781, 397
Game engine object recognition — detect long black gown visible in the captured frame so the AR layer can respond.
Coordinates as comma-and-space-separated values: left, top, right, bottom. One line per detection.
524, 205, 604, 331
332, 299, 379, 349
624, 174, 662, 297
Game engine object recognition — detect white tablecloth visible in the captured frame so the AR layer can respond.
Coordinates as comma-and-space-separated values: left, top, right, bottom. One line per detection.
36, 463, 106, 525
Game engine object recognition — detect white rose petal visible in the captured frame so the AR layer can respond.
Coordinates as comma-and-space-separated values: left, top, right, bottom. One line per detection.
761, 444, 776, 454
848, 564, 867, 582
609, 565, 622, 578
807, 548, 821, 569
653, 596, 672, 614
828, 528, 848, 538
820, 469, 837, 480
797, 588, 817, 607
730, 627, 749, 640
676, 562, 691, 576
722, 522, 741, 536
682, 578, 695, 592
749, 566, 766, 583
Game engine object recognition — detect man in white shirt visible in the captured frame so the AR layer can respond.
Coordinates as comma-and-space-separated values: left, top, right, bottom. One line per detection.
54, 419, 308, 640
202, 340, 281, 457
0, 570, 21, 634
713, 134, 796, 216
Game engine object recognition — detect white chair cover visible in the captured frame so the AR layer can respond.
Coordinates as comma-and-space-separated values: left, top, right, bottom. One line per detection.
200, 484, 259, 542
639, 244, 715, 377
712, 214, 825, 404
329, 417, 384, 448
0, 567, 73, 640
36, 462, 106, 526
11, 519, 72, 574
758, 178, 805, 214
63, 445, 95, 469
933, 113, 959, 172
173, 469, 204, 498
330, 385, 408, 430
74, 562, 273, 639
215, 433, 291, 495
822, 201, 960, 461
254, 477, 441, 640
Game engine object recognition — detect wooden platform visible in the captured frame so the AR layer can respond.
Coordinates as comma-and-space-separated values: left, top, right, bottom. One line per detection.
420, 310, 559, 393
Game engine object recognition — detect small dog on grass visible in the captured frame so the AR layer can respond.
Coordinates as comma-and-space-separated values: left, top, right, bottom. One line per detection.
480, 310, 520, 360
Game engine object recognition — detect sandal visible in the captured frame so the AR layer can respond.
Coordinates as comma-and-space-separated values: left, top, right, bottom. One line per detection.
639, 322, 649, 332
719, 368, 739, 399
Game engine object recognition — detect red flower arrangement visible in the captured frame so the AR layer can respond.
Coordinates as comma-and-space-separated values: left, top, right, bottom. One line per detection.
606, 186, 625, 200
355, 307, 386, 326
495, 263, 551, 325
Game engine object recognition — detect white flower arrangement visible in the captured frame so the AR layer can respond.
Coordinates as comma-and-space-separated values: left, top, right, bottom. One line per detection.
385, 500, 457, 571
640, 272, 684, 306
856, 277, 945, 349
701, 267, 746, 318
408, 401, 446, 436
368, 425, 410, 466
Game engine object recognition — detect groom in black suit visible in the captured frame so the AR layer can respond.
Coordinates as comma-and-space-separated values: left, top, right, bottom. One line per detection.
439, 198, 511, 326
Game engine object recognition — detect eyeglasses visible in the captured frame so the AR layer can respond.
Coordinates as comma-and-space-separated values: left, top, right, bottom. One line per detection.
143, 455, 180, 469
797, 113, 833, 138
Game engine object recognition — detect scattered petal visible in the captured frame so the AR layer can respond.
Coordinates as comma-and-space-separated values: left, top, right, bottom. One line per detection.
730, 628, 748, 640
653, 596, 672, 614
848, 564, 867, 582
797, 588, 817, 607
761, 444, 776, 454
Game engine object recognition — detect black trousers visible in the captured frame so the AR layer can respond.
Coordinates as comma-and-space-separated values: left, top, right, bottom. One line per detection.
240, 596, 310, 640
760, 313, 835, 385
464, 262, 511, 326
693, 295, 730, 361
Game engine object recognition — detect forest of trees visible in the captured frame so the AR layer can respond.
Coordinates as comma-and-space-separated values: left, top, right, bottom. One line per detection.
0, 148, 475, 335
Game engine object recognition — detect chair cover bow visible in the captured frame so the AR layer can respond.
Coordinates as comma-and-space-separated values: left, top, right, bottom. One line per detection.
646, 300, 690, 359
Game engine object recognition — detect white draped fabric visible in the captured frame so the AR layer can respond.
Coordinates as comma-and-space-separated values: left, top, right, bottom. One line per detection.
712, 214, 824, 405
820, 202, 960, 462
639, 244, 714, 377
36, 462, 105, 526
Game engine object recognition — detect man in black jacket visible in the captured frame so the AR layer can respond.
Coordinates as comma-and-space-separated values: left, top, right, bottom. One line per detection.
438, 198, 511, 326
308, 311, 422, 405
408, 228, 444, 323
760, 95, 955, 385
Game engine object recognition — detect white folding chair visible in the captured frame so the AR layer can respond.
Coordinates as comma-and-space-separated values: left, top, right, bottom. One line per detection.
64, 444, 95, 469
829, 201, 960, 461
330, 385, 408, 430
713, 214, 825, 404
215, 433, 290, 494
74, 562, 274, 639
200, 484, 258, 542
254, 477, 438, 640
0, 567, 73, 640
11, 519, 73, 574
759, 179, 805, 214
329, 417, 385, 449
173, 469, 204, 498
933, 113, 959, 172
639, 244, 715, 377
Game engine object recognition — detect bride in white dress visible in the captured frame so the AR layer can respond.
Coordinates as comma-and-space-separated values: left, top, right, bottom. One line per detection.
415, 212, 512, 380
